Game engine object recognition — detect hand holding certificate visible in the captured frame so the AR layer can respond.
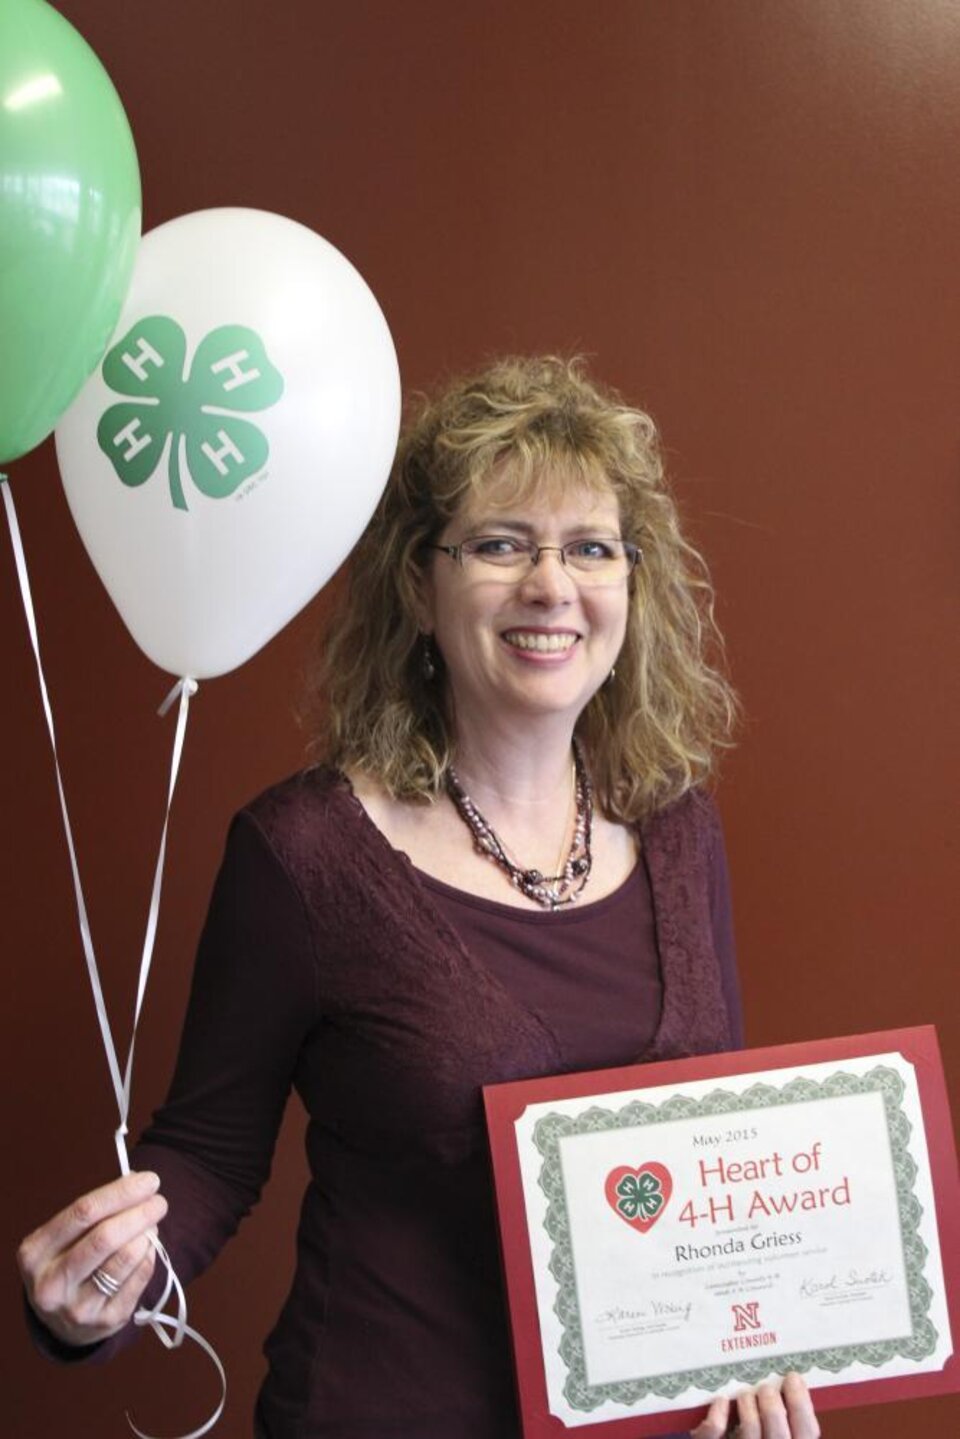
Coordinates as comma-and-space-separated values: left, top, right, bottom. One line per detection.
692, 1370, 819, 1439
485, 1027, 959, 1437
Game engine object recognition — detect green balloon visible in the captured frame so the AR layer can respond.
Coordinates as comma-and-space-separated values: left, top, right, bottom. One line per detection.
0, 0, 141, 465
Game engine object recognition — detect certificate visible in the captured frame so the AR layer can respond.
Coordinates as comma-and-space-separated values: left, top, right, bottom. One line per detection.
484, 1027, 959, 1436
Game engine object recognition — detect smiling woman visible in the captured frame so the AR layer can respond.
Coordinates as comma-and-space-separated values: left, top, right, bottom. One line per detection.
418, 484, 631, 757
19, 357, 819, 1439
312, 355, 736, 821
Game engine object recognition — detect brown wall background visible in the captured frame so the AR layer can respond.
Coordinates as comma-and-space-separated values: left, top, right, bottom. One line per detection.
2, 2, 957, 1434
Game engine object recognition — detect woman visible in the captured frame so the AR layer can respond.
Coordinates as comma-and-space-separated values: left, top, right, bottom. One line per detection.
19, 357, 819, 1439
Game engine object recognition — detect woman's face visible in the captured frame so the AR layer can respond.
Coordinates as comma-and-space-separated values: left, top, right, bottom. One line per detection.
418, 475, 630, 737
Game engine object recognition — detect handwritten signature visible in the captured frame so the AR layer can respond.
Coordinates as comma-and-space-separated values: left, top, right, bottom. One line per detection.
597, 1300, 693, 1325
799, 1269, 893, 1298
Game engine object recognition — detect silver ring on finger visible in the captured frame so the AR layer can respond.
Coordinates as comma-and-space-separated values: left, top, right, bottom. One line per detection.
90, 1266, 122, 1298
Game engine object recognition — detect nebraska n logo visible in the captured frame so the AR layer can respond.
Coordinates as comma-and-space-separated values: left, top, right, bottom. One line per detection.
731, 1301, 762, 1332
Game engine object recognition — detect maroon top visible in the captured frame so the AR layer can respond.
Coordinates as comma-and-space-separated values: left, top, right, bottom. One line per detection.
36, 769, 741, 1438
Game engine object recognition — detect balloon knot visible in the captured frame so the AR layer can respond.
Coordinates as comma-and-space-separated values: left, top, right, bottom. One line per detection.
158, 676, 198, 717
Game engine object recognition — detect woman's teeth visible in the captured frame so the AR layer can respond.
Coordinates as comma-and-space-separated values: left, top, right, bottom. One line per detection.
503, 631, 577, 653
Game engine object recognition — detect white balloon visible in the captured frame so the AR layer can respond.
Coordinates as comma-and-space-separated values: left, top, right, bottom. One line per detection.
55, 208, 401, 678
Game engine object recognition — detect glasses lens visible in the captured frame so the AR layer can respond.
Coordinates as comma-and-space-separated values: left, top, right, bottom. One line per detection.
562, 539, 633, 577
460, 536, 534, 566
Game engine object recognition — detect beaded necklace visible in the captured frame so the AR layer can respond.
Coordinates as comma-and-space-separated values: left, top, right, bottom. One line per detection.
445, 741, 594, 909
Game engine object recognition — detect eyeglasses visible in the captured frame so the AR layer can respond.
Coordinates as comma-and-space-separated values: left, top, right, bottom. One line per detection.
428, 535, 641, 582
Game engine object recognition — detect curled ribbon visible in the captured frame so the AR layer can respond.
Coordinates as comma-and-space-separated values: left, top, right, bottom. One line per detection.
2, 475, 225, 1438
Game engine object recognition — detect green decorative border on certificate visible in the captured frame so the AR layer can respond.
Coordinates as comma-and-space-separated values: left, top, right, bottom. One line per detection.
531, 1066, 937, 1411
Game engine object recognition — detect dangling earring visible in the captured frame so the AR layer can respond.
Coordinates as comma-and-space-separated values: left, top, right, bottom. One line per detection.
421, 633, 437, 681
605, 664, 617, 686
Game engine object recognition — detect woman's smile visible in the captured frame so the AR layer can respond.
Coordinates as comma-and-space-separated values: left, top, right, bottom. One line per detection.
500, 627, 580, 657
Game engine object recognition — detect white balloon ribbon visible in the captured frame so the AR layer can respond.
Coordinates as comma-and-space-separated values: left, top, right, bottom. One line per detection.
2, 475, 225, 1438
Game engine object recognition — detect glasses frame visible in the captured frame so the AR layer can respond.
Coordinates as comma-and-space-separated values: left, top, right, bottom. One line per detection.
427, 535, 642, 577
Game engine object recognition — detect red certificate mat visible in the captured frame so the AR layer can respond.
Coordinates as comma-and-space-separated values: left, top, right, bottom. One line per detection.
484, 1027, 959, 1437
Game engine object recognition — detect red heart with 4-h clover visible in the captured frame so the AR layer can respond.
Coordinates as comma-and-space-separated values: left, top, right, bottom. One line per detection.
604, 1163, 673, 1234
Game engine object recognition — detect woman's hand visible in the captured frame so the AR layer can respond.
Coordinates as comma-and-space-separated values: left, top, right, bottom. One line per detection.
691, 1372, 820, 1439
17, 1170, 167, 1347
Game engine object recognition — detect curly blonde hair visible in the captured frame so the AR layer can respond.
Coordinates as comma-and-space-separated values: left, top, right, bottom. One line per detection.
306, 355, 736, 821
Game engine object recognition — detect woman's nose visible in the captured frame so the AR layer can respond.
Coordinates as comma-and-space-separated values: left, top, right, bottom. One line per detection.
516, 547, 577, 604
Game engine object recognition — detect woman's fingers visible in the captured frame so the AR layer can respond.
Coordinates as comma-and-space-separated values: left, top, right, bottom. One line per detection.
735, 1374, 819, 1439
18, 1171, 161, 1272
781, 1373, 820, 1438
80, 1234, 159, 1331
689, 1394, 730, 1438
736, 1386, 764, 1439
690, 1375, 819, 1439
17, 1172, 167, 1347
84, 1224, 158, 1300
63, 1192, 167, 1293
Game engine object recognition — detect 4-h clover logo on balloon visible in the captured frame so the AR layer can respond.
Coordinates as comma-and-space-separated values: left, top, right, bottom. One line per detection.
604, 1163, 673, 1234
96, 315, 284, 511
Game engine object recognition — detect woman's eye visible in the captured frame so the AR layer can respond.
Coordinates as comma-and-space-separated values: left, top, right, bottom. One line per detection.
569, 539, 616, 560
471, 536, 525, 557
